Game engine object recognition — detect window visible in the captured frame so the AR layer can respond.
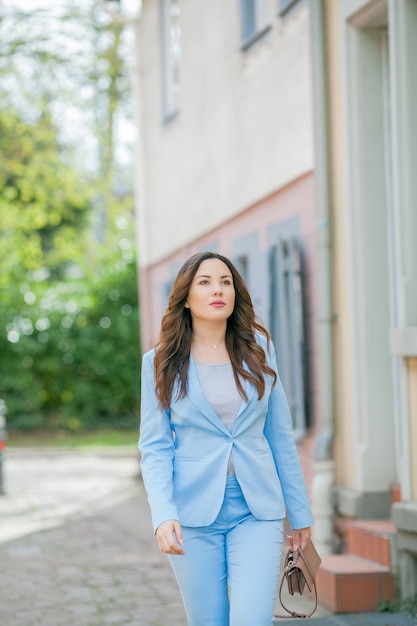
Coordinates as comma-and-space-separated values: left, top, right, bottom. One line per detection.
269, 234, 308, 439
160, 0, 181, 121
233, 232, 268, 324
240, 0, 270, 49
235, 255, 249, 283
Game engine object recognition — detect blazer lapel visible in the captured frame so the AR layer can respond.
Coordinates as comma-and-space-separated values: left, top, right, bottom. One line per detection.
234, 361, 257, 419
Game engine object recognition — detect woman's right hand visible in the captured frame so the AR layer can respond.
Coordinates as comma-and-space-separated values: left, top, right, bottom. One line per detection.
155, 519, 185, 555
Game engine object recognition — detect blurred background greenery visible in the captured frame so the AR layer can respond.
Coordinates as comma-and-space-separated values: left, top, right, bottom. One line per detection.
0, 0, 141, 438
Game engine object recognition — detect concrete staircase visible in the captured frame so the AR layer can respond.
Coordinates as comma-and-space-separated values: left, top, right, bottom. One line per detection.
316, 520, 397, 613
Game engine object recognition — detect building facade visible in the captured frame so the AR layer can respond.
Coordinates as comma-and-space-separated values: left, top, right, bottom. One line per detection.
132, 0, 417, 610
319, 0, 417, 602
134, 0, 319, 447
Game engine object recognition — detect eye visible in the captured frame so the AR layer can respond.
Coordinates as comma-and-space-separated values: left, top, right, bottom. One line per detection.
199, 279, 209, 285
222, 279, 232, 285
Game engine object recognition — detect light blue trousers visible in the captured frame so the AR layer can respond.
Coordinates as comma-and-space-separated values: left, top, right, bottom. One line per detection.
169, 476, 283, 626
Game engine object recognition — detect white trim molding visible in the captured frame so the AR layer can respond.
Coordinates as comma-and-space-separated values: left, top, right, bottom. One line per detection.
390, 327, 417, 357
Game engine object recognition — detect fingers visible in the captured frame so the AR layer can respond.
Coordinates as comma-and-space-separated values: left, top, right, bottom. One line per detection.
155, 519, 185, 555
173, 520, 184, 547
289, 527, 311, 552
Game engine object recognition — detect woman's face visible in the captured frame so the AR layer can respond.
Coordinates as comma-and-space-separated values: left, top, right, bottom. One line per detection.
185, 258, 235, 323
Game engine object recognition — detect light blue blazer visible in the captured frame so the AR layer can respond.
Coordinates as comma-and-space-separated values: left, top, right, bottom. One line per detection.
139, 334, 313, 533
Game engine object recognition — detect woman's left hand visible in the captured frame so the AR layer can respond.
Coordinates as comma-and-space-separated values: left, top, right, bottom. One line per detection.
288, 526, 311, 552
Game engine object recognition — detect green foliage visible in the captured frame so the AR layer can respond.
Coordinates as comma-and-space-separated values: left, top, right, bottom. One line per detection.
0, 109, 90, 283
0, 0, 134, 183
378, 593, 417, 617
0, 3, 140, 433
1, 258, 141, 432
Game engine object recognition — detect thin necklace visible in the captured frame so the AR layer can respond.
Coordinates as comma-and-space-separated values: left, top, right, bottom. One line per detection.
193, 337, 225, 350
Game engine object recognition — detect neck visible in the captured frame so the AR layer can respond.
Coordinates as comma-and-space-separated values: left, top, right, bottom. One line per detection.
193, 336, 225, 350
192, 322, 226, 349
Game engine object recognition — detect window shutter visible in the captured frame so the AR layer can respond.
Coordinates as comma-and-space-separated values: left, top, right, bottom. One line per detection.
269, 236, 308, 439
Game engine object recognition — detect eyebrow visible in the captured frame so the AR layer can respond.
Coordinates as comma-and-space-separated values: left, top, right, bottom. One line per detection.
195, 274, 232, 279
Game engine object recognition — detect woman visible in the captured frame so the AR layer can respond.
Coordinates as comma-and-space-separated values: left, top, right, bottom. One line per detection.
139, 251, 313, 626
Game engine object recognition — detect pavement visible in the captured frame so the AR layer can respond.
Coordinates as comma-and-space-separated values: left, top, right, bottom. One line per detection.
0, 447, 416, 626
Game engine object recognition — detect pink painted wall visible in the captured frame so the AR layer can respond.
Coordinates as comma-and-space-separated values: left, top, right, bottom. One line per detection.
139, 171, 318, 432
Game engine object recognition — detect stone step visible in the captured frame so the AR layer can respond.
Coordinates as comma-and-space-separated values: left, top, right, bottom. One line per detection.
346, 519, 397, 567
316, 554, 396, 613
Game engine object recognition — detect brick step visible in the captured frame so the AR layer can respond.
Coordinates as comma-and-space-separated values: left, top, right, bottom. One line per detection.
346, 519, 397, 567
317, 554, 395, 613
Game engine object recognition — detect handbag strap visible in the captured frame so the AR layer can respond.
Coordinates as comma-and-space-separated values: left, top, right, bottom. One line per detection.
274, 546, 319, 619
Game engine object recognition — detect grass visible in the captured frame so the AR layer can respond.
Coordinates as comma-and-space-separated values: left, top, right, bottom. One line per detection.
6, 428, 139, 449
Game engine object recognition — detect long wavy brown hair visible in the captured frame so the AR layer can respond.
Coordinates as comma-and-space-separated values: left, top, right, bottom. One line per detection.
154, 251, 277, 408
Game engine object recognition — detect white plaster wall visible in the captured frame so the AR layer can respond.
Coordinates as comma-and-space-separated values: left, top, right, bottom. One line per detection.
136, 0, 314, 266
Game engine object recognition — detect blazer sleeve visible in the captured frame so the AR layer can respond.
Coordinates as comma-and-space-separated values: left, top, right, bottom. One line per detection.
138, 350, 180, 532
263, 338, 314, 531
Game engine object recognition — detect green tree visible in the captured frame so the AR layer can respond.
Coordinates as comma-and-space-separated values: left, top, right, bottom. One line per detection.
0, 109, 91, 283
0, 0, 135, 247
0, 256, 140, 431
0, 106, 140, 430
0, 3, 141, 432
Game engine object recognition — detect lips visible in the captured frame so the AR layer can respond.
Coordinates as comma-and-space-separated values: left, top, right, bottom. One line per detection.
210, 300, 226, 307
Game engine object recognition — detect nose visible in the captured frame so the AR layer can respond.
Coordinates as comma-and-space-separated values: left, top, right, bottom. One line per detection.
213, 283, 223, 295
